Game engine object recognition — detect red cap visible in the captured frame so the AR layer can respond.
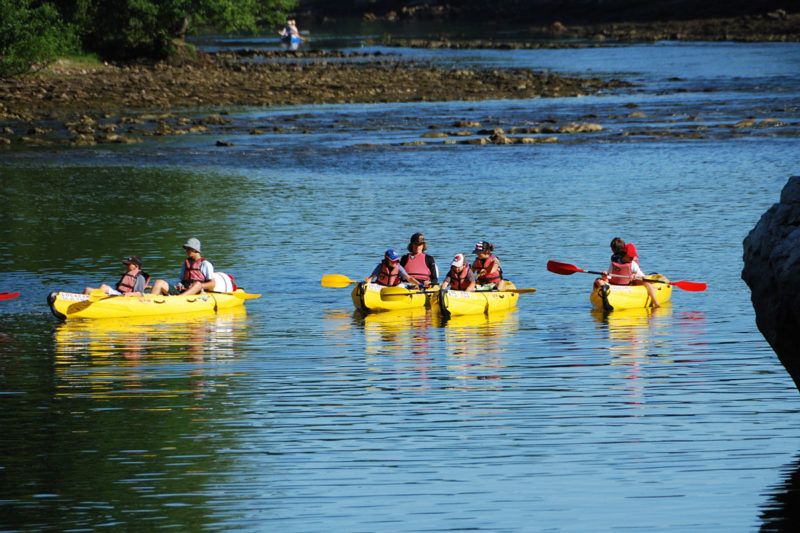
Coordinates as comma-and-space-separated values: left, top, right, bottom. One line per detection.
624, 243, 638, 260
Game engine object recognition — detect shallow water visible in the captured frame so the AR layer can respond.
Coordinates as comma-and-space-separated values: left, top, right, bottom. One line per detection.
1, 41, 800, 531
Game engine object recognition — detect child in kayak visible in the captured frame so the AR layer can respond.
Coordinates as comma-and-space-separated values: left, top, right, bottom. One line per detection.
84, 256, 148, 297
365, 248, 421, 288
440, 253, 477, 292
472, 241, 506, 291
597, 240, 660, 308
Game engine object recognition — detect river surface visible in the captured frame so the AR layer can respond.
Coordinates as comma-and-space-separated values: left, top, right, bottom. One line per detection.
1, 39, 800, 531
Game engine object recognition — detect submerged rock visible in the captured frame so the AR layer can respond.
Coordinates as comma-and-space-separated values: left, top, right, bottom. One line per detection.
742, 176, 800, 390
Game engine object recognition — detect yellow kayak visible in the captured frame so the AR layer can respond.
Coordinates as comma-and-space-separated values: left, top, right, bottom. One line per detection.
440, 281, 520, 317
351, 282, 439, 313
48, 290, 260, 320
589, 274, 672, 311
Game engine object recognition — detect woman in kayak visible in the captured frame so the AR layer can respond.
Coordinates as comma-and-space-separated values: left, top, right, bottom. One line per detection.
597, 240, 660, 307
400, 232, 439, 288
365, 248, 421, 288
84, 255, 148, 297
440, 253, 476, 292
150, 238, 216, 296
472, 241, 506, 290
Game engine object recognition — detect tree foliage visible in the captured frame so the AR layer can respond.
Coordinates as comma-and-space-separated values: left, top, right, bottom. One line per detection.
0, 0, 76, 77
79, 0, 298, 60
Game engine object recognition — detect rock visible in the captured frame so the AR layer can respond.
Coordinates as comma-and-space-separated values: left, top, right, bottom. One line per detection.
454, 120, 481, 128
0, 137, 10, 145
421, 131, 448, 138
560, 122, 603, 133
627, 112, 647, 118
742, 176, 800, 390
216, 140, 234, 147
733, 119, 756, 128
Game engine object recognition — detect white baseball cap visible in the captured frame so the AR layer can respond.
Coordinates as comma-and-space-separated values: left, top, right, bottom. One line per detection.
451, 253, 465, 268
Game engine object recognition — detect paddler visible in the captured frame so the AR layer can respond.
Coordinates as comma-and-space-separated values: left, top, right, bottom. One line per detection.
472, 241, 506, 291
84, 255, 148, 297
365, 248, 421, 288
440, 253, 476, 292
596, 239, 660, 308
399, 232, 439, 288
150, 238, 216, 296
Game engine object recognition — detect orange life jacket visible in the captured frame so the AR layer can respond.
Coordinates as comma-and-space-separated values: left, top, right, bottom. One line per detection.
376, 260, 401, 286
472, 255, 502, 284
448, 265, 473, 291
182, 257, 207, 284
116, 268, 144, 294
403, 253, 431, 283
609, 261, 634, 285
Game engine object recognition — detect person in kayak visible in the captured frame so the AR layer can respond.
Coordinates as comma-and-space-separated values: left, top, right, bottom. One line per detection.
440, 253, 477, 292
365, 248, 421, 288
84, 256, 148, 297
279, 19, 303, 41
597, 240, 660, 308
472, 241, 506, 290
150, 238, 216, 296
400, 232, 439, 288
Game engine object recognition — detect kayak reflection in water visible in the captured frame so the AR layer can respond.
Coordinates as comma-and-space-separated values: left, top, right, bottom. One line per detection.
151, 238, 216, 296
84, 255, 148, 297
594, 238, 660, 308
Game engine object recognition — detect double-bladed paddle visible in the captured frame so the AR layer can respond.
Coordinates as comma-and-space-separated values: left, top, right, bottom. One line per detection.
0, 291, 20, 301
546, 260, 707, 292
320, 273, 361, 288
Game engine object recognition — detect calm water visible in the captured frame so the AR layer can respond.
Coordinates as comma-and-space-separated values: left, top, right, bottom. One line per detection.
1, 41, 800, 531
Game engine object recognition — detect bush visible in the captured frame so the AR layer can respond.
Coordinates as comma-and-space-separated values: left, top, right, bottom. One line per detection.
0, 0, 76, 77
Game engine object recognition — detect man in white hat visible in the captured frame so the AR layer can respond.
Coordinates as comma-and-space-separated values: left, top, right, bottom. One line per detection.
150, 238, 216, 296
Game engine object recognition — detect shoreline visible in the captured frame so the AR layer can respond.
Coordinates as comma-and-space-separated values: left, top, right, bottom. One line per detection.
0, 52, 630, 148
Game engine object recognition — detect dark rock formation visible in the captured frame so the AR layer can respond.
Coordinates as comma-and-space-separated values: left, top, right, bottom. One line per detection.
742, 176, 800, 389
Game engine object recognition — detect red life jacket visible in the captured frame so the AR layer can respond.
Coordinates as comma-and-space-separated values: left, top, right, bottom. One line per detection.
116, 268, 143, 294
609, 261, 633, 285
472, 255, 502, 284
403, 253, 431, 283
448, 265, 473, 291
376, 260, 401, 286
182, 257, 207, 284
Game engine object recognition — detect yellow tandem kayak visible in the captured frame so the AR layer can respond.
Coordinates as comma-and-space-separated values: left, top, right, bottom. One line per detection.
48, 290, 260, 320
589, 274, 672, 311
351, 282, 439, 313
440, 281, 520, 317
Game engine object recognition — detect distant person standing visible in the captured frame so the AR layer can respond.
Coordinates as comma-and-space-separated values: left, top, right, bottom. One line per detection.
279, 19, 303, 42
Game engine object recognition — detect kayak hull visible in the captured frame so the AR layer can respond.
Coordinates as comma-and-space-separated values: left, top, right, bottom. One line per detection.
440, 281, 520, 317
589, 274, 672, 311
351, 282, 439, 313
48, 290, 258, 320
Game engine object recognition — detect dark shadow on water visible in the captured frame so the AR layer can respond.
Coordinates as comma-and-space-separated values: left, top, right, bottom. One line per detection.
761, 454, 800, 532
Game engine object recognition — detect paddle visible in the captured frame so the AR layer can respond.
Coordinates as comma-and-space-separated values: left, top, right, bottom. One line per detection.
224, 291, 261, 300
380, 286, 536, 300
546, 260, 707, 292
0, 291, 20, 301
87, 289, 113, 302
320, 273, 361, 288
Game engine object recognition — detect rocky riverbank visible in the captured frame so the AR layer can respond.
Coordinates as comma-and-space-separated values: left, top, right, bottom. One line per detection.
0, 51, 630, 148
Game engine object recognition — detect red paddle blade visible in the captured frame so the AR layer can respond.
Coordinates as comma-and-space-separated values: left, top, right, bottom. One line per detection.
0, 292, 20, 301
672, 280, 707, 292
546, 260, 585, 275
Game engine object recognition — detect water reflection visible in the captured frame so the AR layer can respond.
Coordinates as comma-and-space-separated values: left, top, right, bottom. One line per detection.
444, 311, 519, 389
54, 308, 250, 399
592, 306, 674, 406
761, 453, 800, 532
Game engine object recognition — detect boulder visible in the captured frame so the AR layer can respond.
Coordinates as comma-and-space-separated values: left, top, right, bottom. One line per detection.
742, 176, 800, 390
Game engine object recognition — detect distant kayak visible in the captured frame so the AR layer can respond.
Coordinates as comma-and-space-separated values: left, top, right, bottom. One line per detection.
351, 282, 438, 313
589, 273, 672, 311
48, 290, 260, 320
440, 281, 521, 317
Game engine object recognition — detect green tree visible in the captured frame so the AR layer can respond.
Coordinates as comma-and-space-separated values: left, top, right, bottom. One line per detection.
78, 0, 297, 60
0, 0, 76, 77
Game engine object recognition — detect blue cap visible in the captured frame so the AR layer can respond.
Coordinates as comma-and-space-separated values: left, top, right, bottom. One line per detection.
385, 248, 400, 261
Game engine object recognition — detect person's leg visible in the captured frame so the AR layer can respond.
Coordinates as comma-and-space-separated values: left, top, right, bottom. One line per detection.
496, 279, 506, 291
150, 279, 170, 295
643, 281, 660, 307
83, 286, 98, 295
